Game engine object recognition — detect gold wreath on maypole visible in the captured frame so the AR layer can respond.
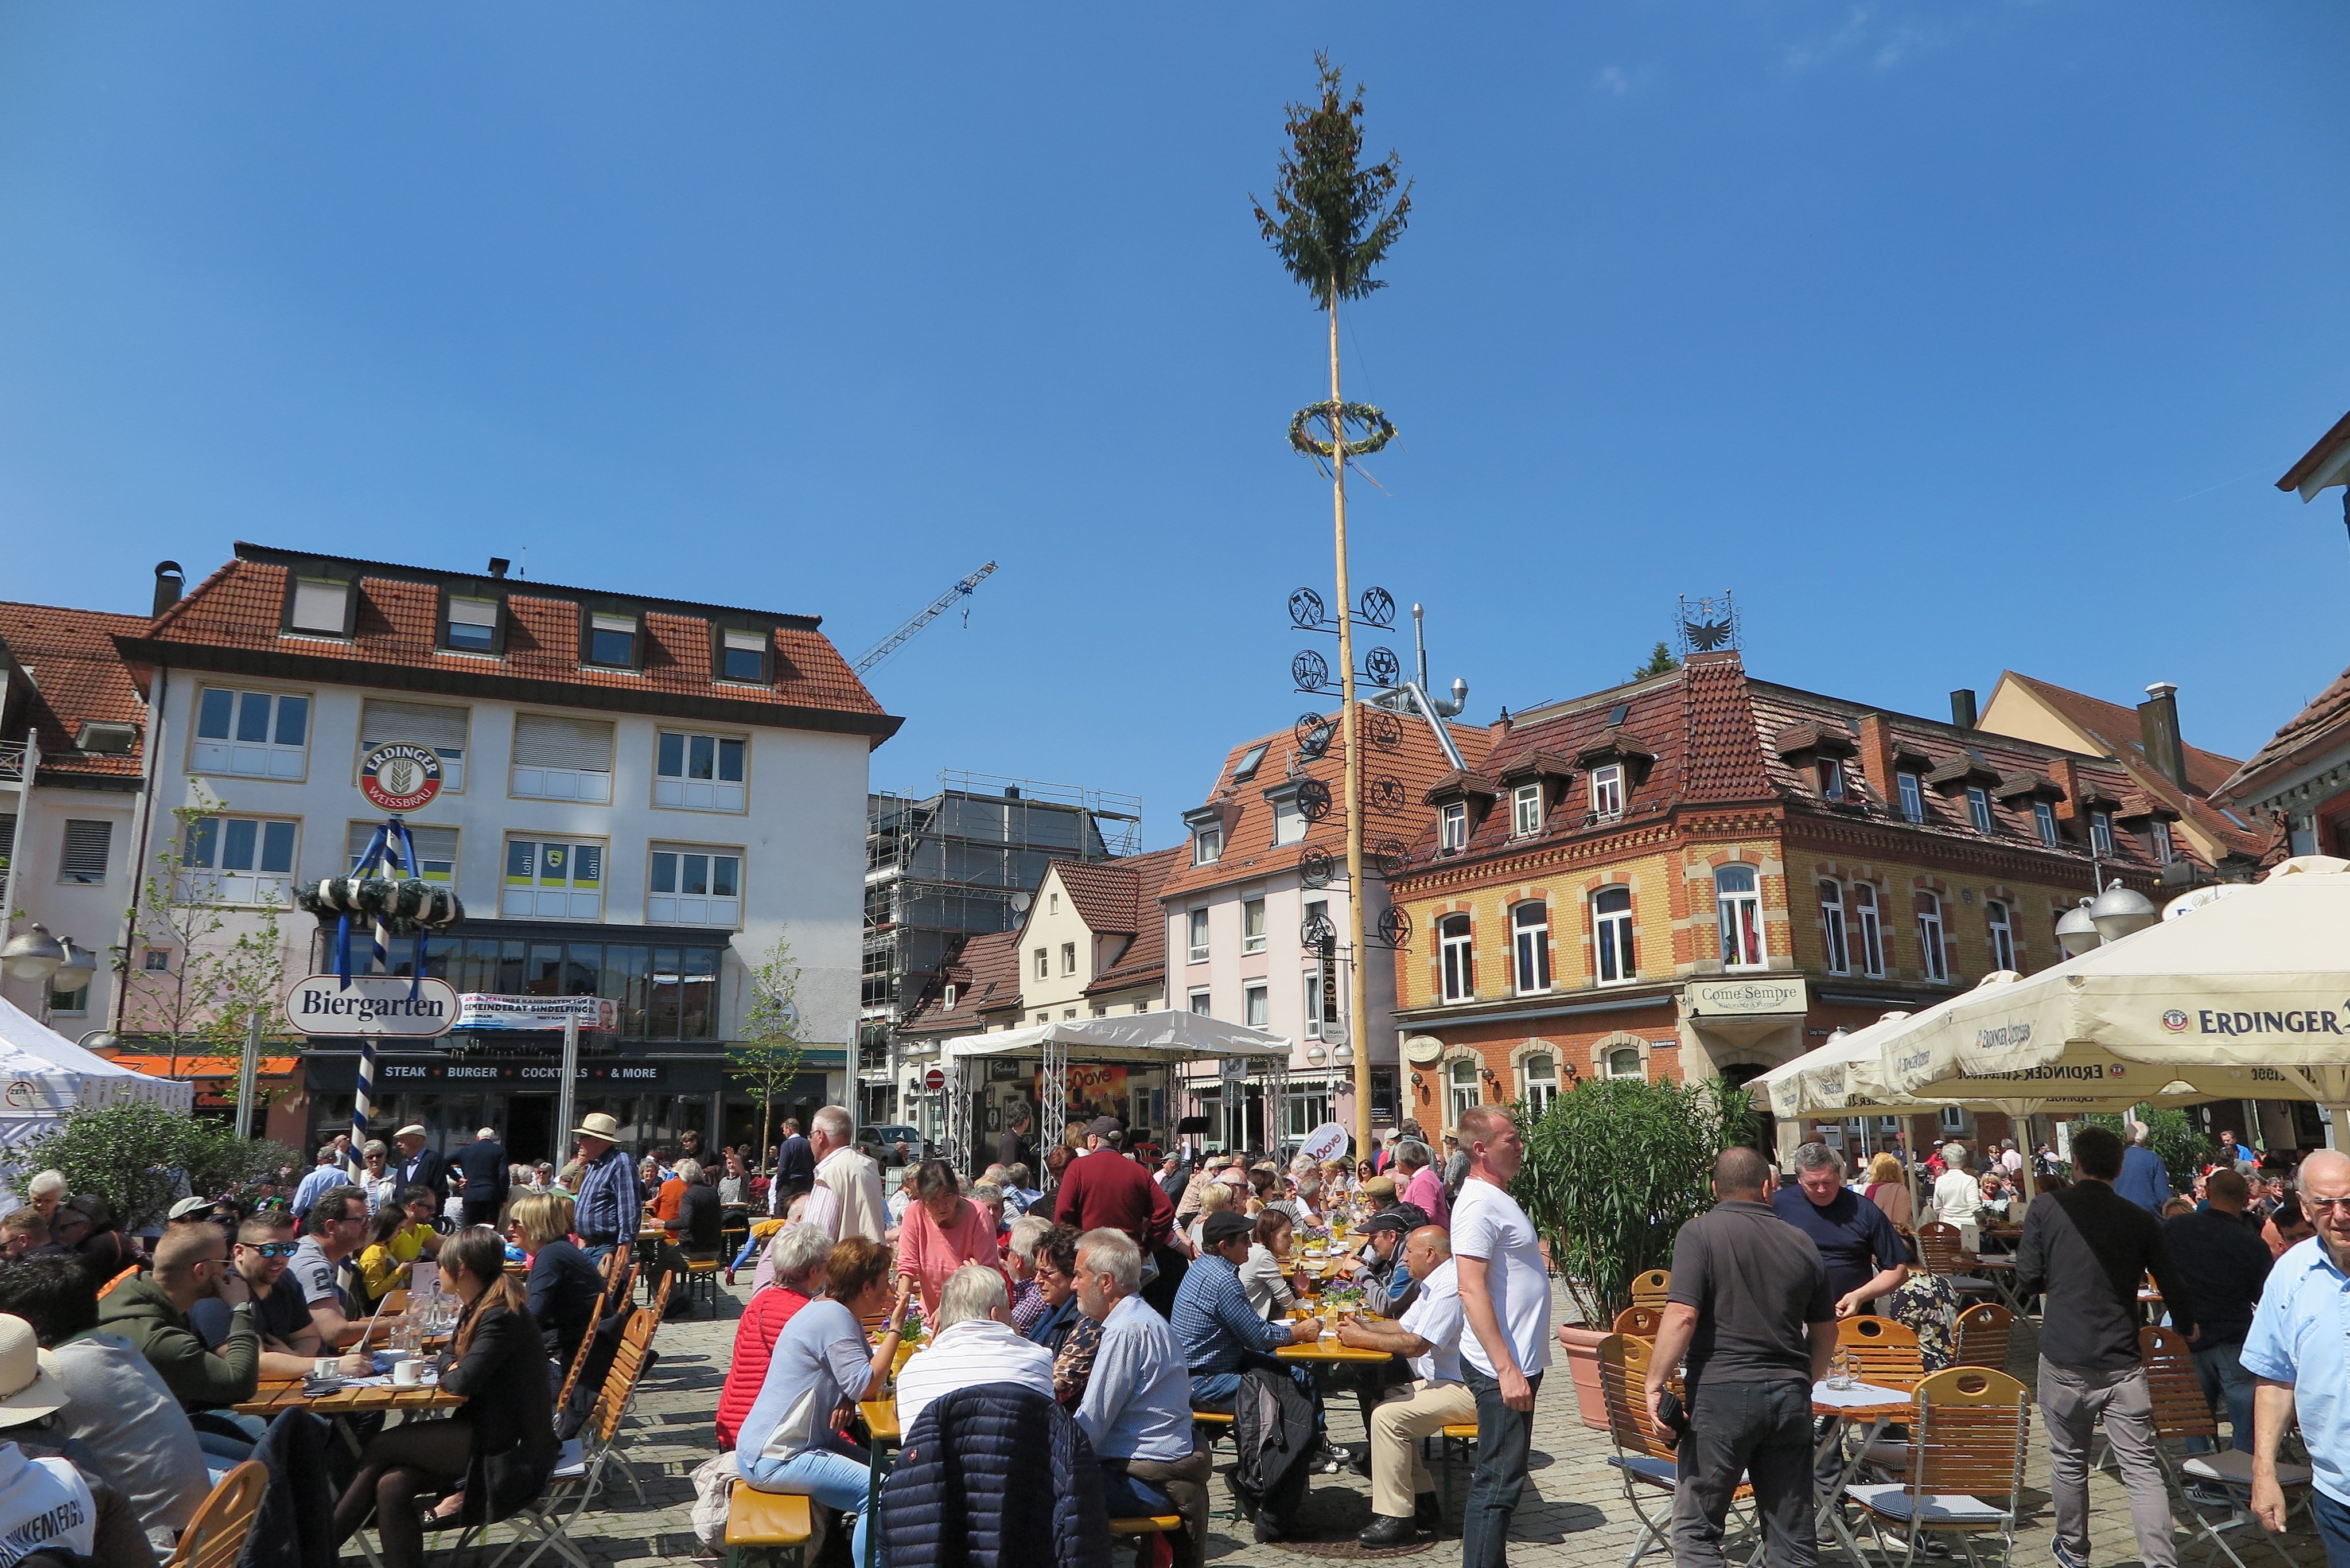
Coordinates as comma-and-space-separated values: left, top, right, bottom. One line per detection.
1251, 53, 1411, 1161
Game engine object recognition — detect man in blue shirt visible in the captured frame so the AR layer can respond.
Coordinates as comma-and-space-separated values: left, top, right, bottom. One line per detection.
288, 1147, 342, 1222
1770, 1143, 1909, 1318
2246, 1147, 2350, 1559
569, 1112, 642, 1258
2114, 1123, 2173, 1213
1072, 1228, 1210, 1561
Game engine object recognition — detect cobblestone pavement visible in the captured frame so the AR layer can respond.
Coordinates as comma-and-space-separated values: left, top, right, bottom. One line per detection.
486, 1274, 2332, 1568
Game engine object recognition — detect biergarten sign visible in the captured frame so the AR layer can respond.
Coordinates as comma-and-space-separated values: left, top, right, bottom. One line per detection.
285, 974, 458, 1037
359, 742, 444, 813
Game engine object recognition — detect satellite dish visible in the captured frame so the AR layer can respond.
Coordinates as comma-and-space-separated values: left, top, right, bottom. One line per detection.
1010, 892, 1033, 914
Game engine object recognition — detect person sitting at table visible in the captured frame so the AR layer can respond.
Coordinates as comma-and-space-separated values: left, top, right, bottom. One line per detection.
1344, 1212, 1419, 1315
970, 1181, 1010, 1248
1337, 1225, 1467, 1547
355, 1187, 445, 1310
511, 1193, 601, 1375
1170, 1211, 1326, 1421
1003, 1216, 1053, 1333
96, 1222, 266, 1463
1240, 1211, 1305, 1320
1071, 1228, 1211, 1568
1022, 1224, 1086, 1355
189, 1211, 372, 1381
715, 1224, 831, 1452
1186, 1180, 1235, 1255
652, 1160, 722, 1320
0, 1312, 168, 1568
331, 1230, 558, 1568
735, 1239, 908, 1568
895, 1160, 1007, 1320
281, 1185, 375, 1351
896, 1265, 1055, 1434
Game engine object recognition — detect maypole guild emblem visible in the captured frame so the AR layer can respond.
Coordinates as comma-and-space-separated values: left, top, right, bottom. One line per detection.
361, 744, 444, 812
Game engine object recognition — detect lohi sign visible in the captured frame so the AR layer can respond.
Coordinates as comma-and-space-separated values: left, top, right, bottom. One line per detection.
286, 974, 458, 1037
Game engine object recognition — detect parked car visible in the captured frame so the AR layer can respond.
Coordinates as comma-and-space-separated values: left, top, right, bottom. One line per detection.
855, 1123, 933, 1165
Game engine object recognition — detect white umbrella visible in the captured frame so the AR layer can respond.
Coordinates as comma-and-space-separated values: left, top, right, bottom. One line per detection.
1876, 857, 2350, 1115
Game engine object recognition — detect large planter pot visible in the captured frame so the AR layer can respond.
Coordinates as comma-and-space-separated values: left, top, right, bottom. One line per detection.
1557, 1324, 1612, 1431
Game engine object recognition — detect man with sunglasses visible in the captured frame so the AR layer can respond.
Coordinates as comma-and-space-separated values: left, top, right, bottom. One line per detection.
189, 1213, 371, 1379
2247, 1148, 2350, 1561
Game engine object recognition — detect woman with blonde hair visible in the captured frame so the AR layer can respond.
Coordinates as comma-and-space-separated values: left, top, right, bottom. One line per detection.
1188, 1176, 1234, 1252
1865, 1150, 1914, 1231
511, 1189, 601, 1371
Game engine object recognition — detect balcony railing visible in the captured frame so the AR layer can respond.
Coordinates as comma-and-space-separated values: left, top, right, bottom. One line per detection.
0, 741, 28, 787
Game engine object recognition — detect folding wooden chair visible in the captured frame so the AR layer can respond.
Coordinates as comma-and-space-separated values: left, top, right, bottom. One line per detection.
1838, 1316, 1925, 1391
1598, 1332, 1754, 1568
725, 1483, 814, 1568
1613, 1305, 1664, 1338
1845, 1366, 2030, 1568
1952, 1305, 2013, 1372
1629, 1270, 1672, 1313
166, 1461, 268, 1568
2138, 1326, 2307, 1568
1913, 1224, 2000, 1304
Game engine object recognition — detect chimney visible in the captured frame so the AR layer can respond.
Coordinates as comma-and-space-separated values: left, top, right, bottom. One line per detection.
2138, 682, 2191, 789
150, 561, 184, 618
1949, 689, 1978, 731
487, 557, 511, 579
2049, 755, 2081, 822
1003, 785, 1021, 800
1489, 708, 1512, 745
1854, 713, 1897, 804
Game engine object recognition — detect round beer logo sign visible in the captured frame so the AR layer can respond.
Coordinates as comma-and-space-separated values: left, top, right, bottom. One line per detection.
361, 742, 443, 812
2161, 1009, 2189, 1033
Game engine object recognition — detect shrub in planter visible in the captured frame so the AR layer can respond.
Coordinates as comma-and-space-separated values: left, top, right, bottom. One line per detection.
6, 1101, 298, 1231
1516, 1073, 1754, 1327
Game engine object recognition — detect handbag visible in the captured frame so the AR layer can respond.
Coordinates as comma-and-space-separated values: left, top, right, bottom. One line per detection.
1654, 1387, 1690, 1449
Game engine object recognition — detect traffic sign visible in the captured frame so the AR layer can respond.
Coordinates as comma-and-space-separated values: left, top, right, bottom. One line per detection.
923, 1066, 947, 1091
286, 974, 458, 1037
360, 743, 443, 813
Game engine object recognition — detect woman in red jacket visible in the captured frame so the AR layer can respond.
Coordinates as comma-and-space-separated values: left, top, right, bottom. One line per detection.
715, 1223, 835, 1449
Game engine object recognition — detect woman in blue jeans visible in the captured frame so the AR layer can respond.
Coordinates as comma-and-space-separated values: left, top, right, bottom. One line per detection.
734, 1236, 908, 1567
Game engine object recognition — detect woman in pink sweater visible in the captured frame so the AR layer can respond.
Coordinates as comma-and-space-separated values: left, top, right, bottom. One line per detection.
895, 1159, 1007, 1317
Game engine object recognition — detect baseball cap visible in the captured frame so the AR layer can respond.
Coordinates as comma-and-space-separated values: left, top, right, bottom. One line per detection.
1084, 1116, 1121, 1140
1201, 1211, 1255, 1247
1361, 1211, 1411, 1236
166, 1196, 215, 1221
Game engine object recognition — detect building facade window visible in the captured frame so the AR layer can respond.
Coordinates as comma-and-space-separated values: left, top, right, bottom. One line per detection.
182, 816, 299, 903
1061, 941, 1077, 976
585, 612, 639, 668
1819, 881, 1850, 975
1511, 902, 1551, 994
1966, 787, 1994, 832
649, 846, 742, 927
1521, 1052, 1559, 1114
1590, 765, 1624, 819
443, 596, 500, 653
1272, 797, 1305, 846
1244, 983, 1269, 1028
1986, 899, 2016, 972
511, 714, 615, 804
359, 699, 468, 792
2149, 820, 2175, 865
1512, 784, 1542, 837
1193, 826, 1222, 866
1447, 1057, 1481, 1125
501, 838, 605, 920
193, 687, 310, 780
718, 629, 768, 683
2090, 811, 2115, 858
1593, 886, 1636, 985
57, 820, 114, 887
1242, 897, 1266, 954
1897, 772, 1926, 823
344, 822, 456, 883
1916, 891, 1948, 982
1033, 947, 1048, 980
1188, 987, 1211, 1016
287, 578, 352, 637
1715, 864, 1764, 970
1853, 884, 1886, 977
1302, 972, 1322, 1038
1439, 914, 1474, 1002
1818, 758, 1847, 801
1606, 1044, 1644, 1079
1187, 908, 1209, 962
1439, 802, 1467, 853
655, 731, 748, 812
2034, 800, 2059, 846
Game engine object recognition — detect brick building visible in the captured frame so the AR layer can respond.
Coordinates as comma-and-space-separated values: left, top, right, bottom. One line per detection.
1384, 651, 2199, 1161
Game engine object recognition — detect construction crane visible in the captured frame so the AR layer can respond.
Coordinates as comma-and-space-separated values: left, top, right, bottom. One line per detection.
854, 562, 998, 675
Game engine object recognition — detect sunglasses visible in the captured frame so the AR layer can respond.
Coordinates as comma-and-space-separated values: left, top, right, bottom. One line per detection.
240, 1242, 300, 1259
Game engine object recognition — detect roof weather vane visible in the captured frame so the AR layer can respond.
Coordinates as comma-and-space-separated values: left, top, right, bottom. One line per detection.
1676, 592, 1741, 658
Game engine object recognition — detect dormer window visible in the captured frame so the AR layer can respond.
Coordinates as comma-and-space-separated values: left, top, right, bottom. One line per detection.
1818, 758, 1847, 802
2033, 800, 2059, 847
1511, 783, 1543, 838
444, 595, 500, 653
74, 721, 135, 756
1897, 772, 1926, 823
2089, 811, 2115, 858
1193, 825, 1223, 866
1590, 765, 1624, 819
2149, 819, 2174, 865
286, 577, 352, 637
943, 982, 958, 1010
1271, 791, 1306, 847
1439, 801, 1468, 853
1966, 786, 1994, 832
718, 629, 768, 683
1231, 742, 1269, 783
586, 612, 639, 668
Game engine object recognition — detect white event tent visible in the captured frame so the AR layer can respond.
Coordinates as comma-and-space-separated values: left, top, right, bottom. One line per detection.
0, 994, 193, 1150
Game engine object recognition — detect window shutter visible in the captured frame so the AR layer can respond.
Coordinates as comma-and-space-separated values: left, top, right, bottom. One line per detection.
59, 820, 111, 881
512, 714, 614, 771
346, 822, 457, 866
360, 699, 470, 753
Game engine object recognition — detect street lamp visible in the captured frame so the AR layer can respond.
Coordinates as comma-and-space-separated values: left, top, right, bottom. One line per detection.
2088, 881, 2160, 946
51, 938, 95, 996
75, 1030, 119, 1054
0, 924, 63, 985
2055, 900, 2101, 960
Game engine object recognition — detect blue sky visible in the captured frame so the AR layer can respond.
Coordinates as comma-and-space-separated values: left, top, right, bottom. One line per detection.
3, 3, 2344, 848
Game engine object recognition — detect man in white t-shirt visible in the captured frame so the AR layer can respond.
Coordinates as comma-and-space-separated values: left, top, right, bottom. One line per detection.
1452, 1104, 1551, 1568
1335, 1226, 1468, 1547
1932, 1142, 1982, 1248
893, 1265, 1055, 1434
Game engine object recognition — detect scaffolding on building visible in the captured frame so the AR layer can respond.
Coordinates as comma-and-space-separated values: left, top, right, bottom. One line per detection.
859, 771, 1142, 1122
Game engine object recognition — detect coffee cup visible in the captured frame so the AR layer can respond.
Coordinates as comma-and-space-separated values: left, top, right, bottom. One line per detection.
314, 1356, 339, 1381
392, 1358, 422, 1387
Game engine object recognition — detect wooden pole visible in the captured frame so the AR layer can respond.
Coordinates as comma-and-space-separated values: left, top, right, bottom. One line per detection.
1328, 279, 1374, 1161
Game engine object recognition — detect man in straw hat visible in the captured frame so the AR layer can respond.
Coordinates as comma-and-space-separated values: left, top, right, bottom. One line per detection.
390, 1125, 448, 1205
0, 1312, 161, 1568
570, 1111, 643, 1261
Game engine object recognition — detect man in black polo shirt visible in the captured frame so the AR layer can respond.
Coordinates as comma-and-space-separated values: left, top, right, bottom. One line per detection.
1771, 1142, 1910, 1318
2162, 1167, 2272, 1454
1649, 1146, 1835, 1568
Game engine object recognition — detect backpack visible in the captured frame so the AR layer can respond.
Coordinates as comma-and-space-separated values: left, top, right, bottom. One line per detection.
1230, 1366, 1316, 1534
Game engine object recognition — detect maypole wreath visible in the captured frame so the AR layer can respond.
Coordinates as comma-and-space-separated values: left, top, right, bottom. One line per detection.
1287, 399, 1396, 459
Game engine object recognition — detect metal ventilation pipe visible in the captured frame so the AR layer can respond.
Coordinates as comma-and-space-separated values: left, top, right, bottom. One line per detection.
151, 561, 184, 617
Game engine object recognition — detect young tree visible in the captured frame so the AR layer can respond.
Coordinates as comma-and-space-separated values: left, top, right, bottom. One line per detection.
729, 932, 807, 1163
1253, 53, 1411, 1158
117, 789, 297, 1080
1631, 641, 1681, 680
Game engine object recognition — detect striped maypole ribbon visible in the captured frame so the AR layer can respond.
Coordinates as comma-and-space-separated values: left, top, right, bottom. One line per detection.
346, 827, 405, 1178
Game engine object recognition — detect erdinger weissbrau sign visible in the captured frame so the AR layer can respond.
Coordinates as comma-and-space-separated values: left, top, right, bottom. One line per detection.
285, 975, 459, 1037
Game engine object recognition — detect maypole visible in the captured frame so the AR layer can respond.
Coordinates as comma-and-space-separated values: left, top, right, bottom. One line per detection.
1254, 54, 1411, 1158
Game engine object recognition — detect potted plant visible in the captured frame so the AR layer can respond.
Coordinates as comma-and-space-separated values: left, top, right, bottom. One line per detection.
1515, 1072, 1753, 1428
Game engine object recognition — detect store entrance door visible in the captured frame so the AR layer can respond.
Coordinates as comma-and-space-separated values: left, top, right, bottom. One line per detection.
509, 1095, 557, 1166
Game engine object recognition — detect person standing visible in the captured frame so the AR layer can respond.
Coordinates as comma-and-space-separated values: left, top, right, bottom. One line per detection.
2115, 1121, 2174, 1214
795, 1107, 888, 1243
769, 1119, 815, 1215
455, 1127, 508, 1230
2161, 1168, 2272, 1454
1930, 1143, 1981, 1237
1055, 1118, 1181, 1314
568, 1112, 644, 1260
1649, 1147, 1835, 1568
1451, 1105, 1550, 1568
2247, 1148, 2350, 1558
1771, 1144, 1908, 1318
290, 1146, 344, 1221
391, 1126, 449, 1203
2016, 1123, 2196, 1568
1396, 1138, 1450, 1231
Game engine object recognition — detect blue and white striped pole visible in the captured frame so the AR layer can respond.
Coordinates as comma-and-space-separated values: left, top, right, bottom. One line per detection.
341, 820, 411, 1178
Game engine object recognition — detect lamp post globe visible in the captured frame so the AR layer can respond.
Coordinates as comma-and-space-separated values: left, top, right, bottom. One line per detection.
2054, 900, 2102, 959
2087, 881, 2159, 946
50, 937, 96, 995
0, 924, 64, 985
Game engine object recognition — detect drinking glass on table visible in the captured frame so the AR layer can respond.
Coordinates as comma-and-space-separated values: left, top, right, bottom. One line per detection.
1828, 1351, 1854, 1392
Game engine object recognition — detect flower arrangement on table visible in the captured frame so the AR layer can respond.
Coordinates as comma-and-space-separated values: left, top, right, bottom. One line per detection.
1318, 1282, 1369, 1319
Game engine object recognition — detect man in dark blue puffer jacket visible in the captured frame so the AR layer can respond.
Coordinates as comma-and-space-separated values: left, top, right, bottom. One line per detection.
878, 1383, 1110, 1568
